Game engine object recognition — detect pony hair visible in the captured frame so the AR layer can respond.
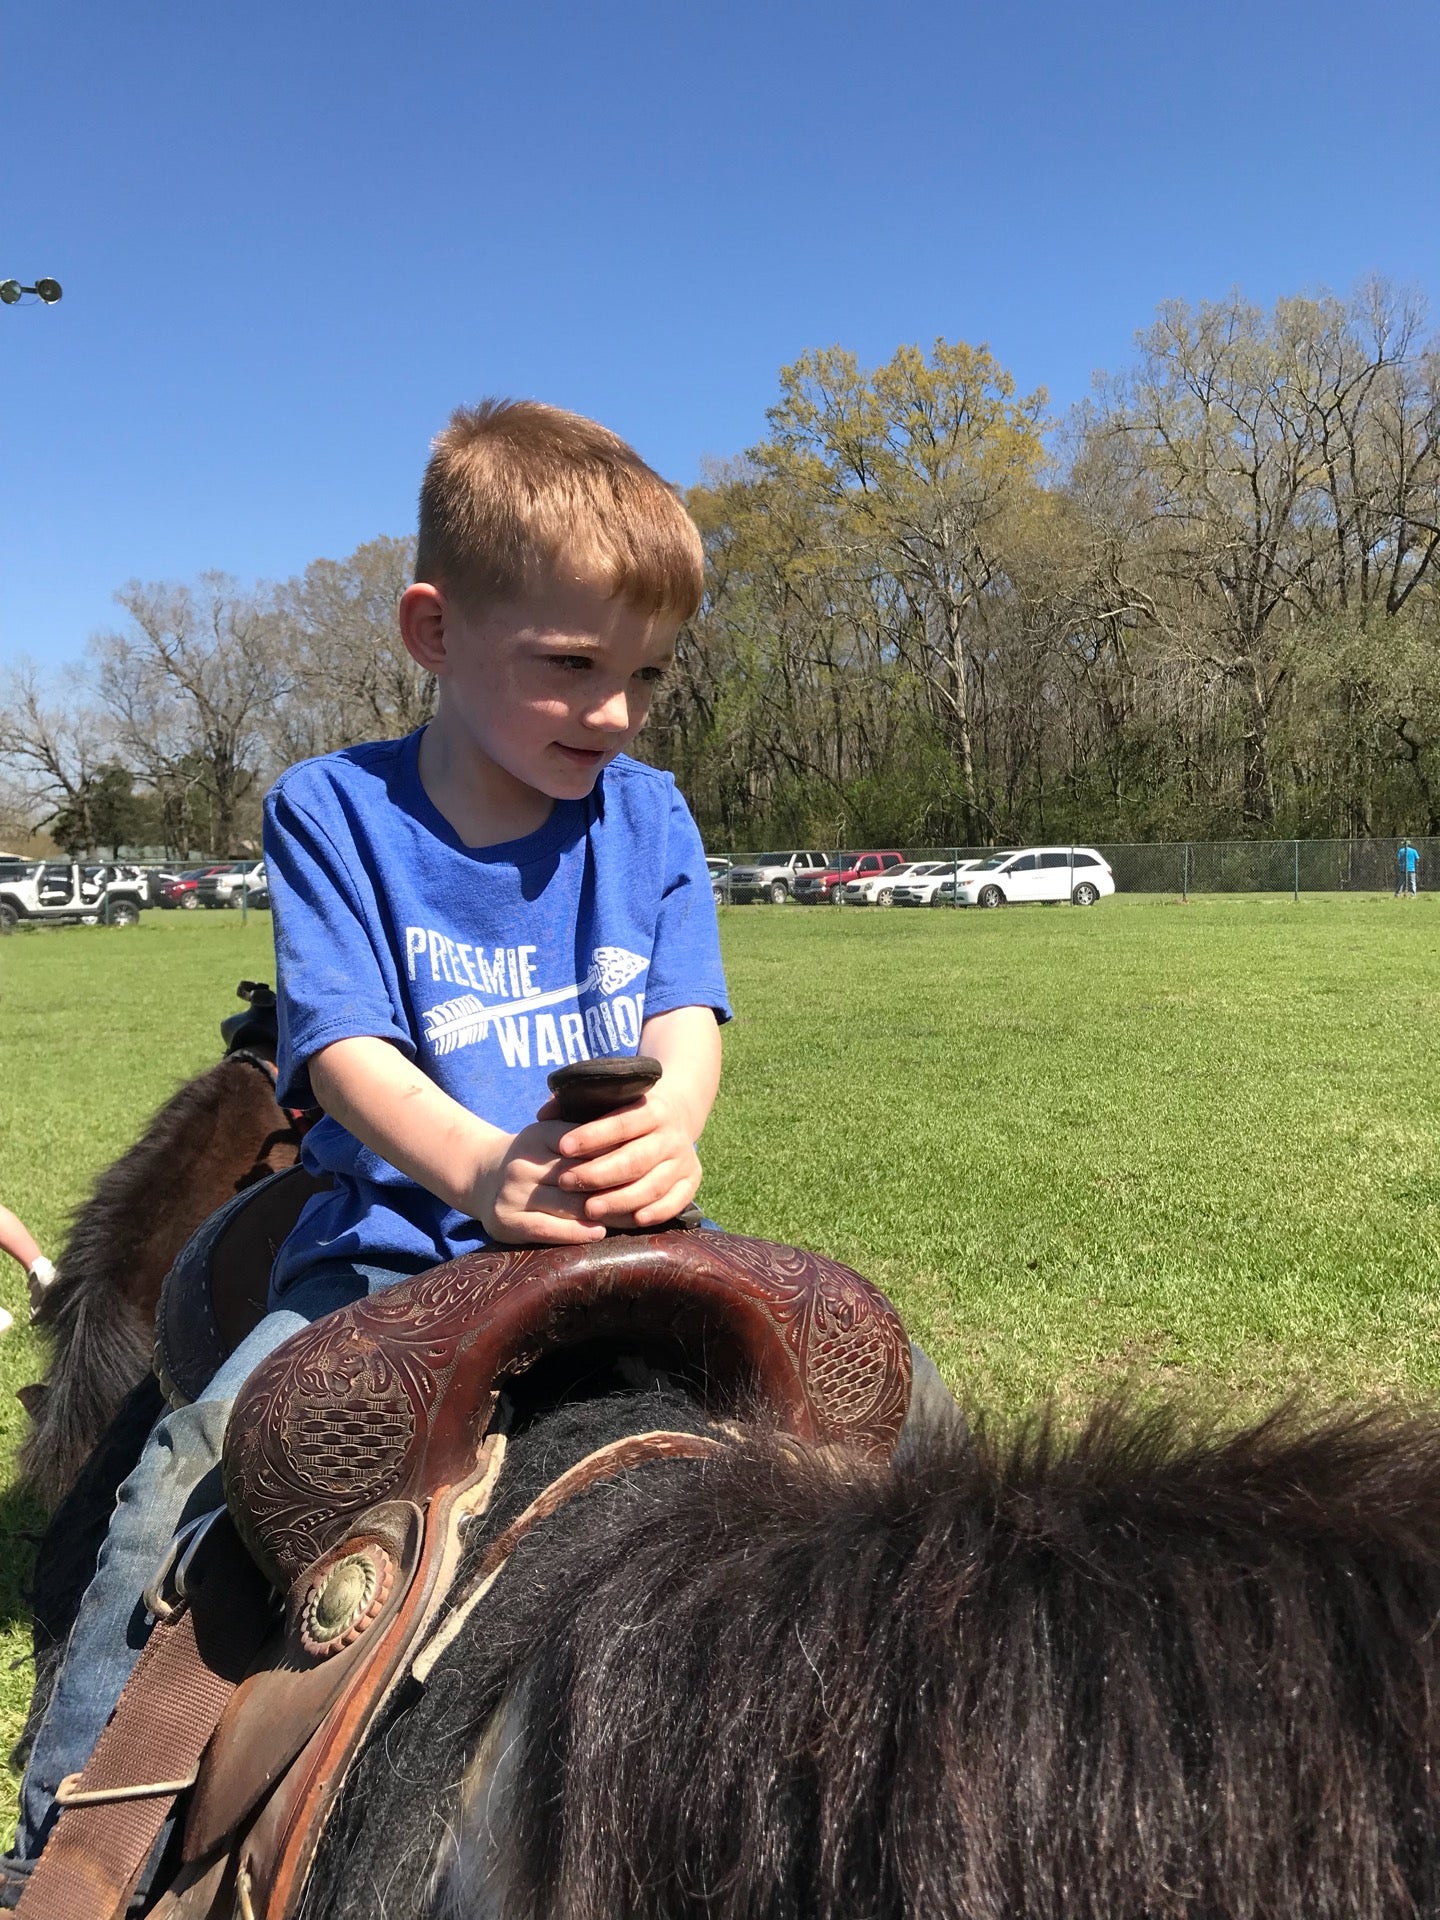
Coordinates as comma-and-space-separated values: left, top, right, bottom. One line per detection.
311, 1388, 1440, 1920
19, 1054, 300, 1508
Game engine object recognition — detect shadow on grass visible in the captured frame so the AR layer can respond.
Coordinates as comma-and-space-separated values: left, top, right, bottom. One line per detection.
0, 1479, 44, 1634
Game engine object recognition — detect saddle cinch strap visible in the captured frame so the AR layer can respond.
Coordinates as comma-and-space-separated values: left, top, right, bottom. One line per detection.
20, 1228, 912, 1920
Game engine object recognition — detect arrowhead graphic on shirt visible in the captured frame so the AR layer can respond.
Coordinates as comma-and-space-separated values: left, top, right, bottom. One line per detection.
422, 945, 649, 1056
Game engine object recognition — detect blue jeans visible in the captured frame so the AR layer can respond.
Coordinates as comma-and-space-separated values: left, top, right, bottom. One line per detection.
15, 1258, 419, 1862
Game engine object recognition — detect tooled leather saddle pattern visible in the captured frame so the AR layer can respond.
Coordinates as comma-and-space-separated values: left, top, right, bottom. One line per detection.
225, 1232, 910, 1590
228, 1258, 526, 1583
714, 1236, 903, 1432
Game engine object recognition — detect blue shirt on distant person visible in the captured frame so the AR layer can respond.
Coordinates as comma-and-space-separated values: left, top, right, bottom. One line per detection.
263, 729, 730, 1294
1401, 843, 1420, 873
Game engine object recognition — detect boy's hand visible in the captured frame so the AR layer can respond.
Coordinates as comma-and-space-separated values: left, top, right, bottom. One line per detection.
543, 1087, 702, 1229
469, 1121, 608, 1246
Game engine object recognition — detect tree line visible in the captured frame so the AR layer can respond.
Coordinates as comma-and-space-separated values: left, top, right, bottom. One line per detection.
0, 538, 428, 856
3, 280, 1437, 858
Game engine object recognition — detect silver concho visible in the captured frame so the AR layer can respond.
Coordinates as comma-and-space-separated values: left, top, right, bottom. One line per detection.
300, 1545, 394, 1658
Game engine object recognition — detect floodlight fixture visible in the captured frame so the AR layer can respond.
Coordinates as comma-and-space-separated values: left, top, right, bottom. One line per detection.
1, 278, 63, 306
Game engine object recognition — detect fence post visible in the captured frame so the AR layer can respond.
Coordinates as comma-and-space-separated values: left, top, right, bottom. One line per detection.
1293, 839, 1299, 902
1182, 843, 1189, 904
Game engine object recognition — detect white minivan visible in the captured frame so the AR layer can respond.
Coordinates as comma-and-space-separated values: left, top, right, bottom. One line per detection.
952, 847, 1115, 908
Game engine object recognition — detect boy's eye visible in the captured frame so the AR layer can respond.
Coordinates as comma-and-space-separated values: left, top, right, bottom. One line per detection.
550, 654, 594, 672
635, 664, 670, 684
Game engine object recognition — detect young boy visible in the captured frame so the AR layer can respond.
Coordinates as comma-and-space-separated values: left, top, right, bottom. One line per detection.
9, 401, 729, 1878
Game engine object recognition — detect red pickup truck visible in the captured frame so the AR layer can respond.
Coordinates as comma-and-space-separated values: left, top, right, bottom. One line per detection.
792, 851, 906, 905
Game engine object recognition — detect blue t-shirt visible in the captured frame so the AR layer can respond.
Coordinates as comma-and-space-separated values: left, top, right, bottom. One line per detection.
1401, 845, 1420, 873
263, 730, 730, 1292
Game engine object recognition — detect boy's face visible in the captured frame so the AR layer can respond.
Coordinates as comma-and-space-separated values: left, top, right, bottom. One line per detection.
414, 568, 681, 806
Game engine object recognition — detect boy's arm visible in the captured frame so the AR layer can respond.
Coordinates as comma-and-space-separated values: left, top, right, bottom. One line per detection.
549, 1005, 723, 1228
308, 1037, 606, 1245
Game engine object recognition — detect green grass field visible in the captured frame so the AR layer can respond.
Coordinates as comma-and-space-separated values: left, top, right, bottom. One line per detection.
2, 894, 1439, 1817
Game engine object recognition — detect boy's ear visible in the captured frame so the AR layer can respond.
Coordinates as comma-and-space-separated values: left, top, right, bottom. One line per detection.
400, 583, 450, 674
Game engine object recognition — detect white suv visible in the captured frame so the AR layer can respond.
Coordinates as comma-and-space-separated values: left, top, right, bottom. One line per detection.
953, 847, 1115, 908
0, 860, 150, 931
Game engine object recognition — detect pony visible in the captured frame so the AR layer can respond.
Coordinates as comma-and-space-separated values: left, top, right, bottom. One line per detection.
24, 1347, 1440, 1919
292, 1380, 1440, 1920
18, 983, 307, 1510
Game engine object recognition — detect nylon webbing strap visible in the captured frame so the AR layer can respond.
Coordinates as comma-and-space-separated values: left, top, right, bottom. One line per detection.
16, 1515, 272, 1920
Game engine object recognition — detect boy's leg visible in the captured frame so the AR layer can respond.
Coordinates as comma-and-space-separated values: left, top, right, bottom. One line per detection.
896, 1341, 967, 1458
14, 1309, 312, 1861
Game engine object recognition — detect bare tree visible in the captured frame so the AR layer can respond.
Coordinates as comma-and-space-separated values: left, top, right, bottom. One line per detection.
270, 536, 431, 765
0, 661, 115, 848
95, 575, 290, 854
1086, 287, 1440, 825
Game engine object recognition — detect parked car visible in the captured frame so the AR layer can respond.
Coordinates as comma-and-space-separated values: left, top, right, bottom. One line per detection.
895, 860, 983, 906
795, 852, 906, 905
950, 847, 1116, 908
198, 860, 266, 908
158, 866, 218, 909
706, 856, 731, 906
726, 851, 829, 905
0, 860, 151, 932
842, 860, 947, 906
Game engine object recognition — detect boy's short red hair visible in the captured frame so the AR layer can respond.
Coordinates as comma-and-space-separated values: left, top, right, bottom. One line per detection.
416, 400, 704, 621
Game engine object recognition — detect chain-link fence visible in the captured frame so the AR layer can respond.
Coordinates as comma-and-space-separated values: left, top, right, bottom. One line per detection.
708, 836, 1439, 904
1096, 836, 1438, 896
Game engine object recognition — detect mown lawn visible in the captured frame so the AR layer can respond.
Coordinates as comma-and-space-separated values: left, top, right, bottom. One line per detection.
2, 893, 1439, 1817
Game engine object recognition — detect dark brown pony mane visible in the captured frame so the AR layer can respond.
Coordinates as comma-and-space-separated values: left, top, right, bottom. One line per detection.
308, 1388, 1440, 1920
20, 1054, 299, 1508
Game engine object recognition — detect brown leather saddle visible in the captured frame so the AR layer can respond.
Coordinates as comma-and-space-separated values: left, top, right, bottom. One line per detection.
29, 1185, 912, 1918
154, 1162, 330, 1409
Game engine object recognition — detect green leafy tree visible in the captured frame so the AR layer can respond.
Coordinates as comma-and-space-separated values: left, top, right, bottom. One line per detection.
47, 762, 147, 856
759, 341, 1047, 835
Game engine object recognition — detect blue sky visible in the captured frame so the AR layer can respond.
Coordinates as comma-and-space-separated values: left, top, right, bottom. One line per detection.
3, 0, 1437, 669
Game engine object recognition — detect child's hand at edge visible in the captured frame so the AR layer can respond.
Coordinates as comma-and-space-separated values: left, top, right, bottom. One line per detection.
468, 1120, 609, 1245
541, 1085, 703, 1230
